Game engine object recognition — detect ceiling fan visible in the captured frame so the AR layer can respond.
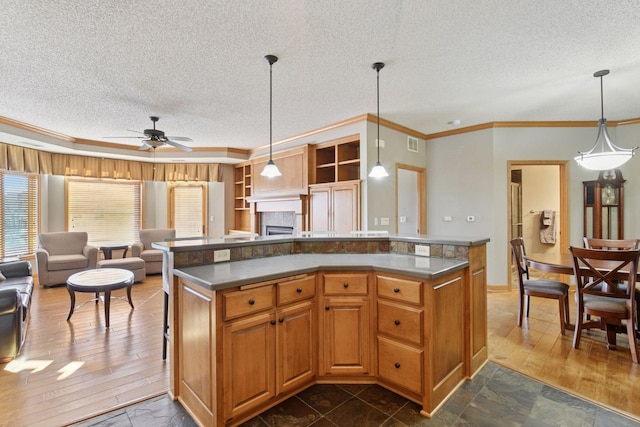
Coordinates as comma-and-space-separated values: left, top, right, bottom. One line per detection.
106, 116, 193, 152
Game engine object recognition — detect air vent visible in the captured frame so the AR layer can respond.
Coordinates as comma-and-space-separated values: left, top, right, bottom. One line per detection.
407, 136, 419, 153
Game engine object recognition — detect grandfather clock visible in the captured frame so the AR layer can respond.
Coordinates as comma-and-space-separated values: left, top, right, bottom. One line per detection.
583, 169, 625, 239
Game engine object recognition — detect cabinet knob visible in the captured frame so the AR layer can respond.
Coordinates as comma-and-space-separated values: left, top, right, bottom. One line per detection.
270, 320, 276, 325
296, 288, 303, 293
248, 298, 255, 305
325, 305, 330, 311
393, 287, 400, 293
394, 362, 401, 369
279, 317, 284, 323
343, 283, 349, 288
394, 320, 400, 326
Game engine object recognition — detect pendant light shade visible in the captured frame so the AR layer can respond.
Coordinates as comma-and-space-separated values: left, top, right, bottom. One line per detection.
261, 54, 282, 177
369, 62, 388, 178
575, 69, 637, 171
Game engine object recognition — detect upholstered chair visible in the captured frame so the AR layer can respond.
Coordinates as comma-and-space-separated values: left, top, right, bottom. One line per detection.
131, 229, 175, 275
35, 232, 98, 287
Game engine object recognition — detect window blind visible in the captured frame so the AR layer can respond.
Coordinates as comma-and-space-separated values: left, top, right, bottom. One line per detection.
0, 172, 39, 259
67, 179, 141, 246
170, 185, 205, 238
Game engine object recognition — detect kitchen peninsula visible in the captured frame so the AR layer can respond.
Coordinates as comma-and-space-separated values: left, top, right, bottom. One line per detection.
155, 234, 489, 427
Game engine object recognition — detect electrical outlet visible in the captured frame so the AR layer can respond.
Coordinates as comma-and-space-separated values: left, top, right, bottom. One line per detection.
214, 249, 230, 262
399, 216, 407, 223
444, 216, 453, 222
466, 215, 475, 222
415, 245, 430, 257
374, 217, 379, 226
380, 217, 389, 225
375, 139, 385, 148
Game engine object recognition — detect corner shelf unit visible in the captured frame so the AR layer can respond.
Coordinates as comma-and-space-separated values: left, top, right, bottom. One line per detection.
233, 163, 252, 232
311, 137, 360, 184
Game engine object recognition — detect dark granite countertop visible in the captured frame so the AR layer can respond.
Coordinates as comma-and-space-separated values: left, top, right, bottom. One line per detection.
173, 253, 468, 290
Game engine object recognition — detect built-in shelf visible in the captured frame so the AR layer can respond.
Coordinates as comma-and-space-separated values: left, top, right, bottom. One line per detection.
233, 162, 253, 232
312, 137, 360, 184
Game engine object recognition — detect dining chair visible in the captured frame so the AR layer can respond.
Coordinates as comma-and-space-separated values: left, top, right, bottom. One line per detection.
569, 246, 640, 363
583, 238, 640, 250
583, 238, 640, 330
509, 238, 570, 335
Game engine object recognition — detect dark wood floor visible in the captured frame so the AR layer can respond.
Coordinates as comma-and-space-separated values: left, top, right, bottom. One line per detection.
2, 275, 640, 426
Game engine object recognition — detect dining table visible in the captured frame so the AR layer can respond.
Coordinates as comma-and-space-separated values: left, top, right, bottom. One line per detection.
526, 251, 640, 347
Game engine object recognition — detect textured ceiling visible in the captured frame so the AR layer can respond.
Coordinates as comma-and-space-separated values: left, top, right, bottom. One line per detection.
1, 0, 640, 163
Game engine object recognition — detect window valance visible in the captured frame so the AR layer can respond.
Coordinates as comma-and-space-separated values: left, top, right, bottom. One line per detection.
0, 142, 221, 182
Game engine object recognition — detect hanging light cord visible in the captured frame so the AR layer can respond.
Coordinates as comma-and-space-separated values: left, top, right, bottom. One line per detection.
269, 58, 273, 161
599, 72, 604, 121
376, 65, 380, 162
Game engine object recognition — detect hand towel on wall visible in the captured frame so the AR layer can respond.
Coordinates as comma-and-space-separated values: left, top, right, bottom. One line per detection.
540, 210, 556, 244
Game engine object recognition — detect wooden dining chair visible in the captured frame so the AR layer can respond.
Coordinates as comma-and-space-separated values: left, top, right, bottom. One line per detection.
570, 246, 640, 363
583, 238, 640, 250
509, 238, 570, 335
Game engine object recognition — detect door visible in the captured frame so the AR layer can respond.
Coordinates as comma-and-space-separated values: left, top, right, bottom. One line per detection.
396, 164, 426, 234
507, 162, 568, 289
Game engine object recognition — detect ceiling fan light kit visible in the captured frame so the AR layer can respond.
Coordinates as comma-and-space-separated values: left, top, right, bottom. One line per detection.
369, 61, 388, 179
261, 54, 282, 178
575, 69, 637, 171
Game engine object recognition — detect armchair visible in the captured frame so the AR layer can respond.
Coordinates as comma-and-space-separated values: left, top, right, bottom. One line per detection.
0, 260, 34, 360
35, 231, 98, 287
131, 229, 175, 275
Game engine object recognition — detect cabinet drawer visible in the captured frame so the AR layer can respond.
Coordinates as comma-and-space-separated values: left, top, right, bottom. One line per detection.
377, 275, 422, 305
223, 285, 274, 320
378, 336, 423, 394
323, 273, 368, 295
277, 275, 316, 305
377, 300, 423, 346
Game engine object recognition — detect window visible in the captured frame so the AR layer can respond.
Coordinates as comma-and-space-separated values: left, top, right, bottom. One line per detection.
169, 184, 206, 238
67, 178, 141, 246
0, 172, 39, 259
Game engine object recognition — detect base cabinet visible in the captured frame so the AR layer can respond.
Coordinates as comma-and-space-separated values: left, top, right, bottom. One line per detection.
319, 272, 372, 376
220, 274, 316, 425
174, 261, 486, 426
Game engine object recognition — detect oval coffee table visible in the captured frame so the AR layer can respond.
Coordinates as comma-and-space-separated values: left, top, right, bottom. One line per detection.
66, 268, 135, 328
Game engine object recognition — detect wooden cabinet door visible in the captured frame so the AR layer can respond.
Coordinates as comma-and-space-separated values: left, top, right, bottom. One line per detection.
331, 182, 359, 234
223, 312, 276, 420
310, 186, 331, 231
320, 296, 370, 375
276, 301, 316, 394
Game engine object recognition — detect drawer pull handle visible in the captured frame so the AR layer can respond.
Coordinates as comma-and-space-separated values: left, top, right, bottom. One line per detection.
394, 362, 401, 369
279, 317, 284, 323
270, 320, 276, 325
325, 305, 330, 311
343, 283, 349, 288
296, 288, 303, 293
394, 320, 400, 326
393, 287, 400, 293
248, 298, 255, 305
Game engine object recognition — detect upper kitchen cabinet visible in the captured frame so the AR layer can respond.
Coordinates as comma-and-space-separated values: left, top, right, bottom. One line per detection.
310, 135, 360, 184
252, 146, 309, 197
233, 161, 253, 232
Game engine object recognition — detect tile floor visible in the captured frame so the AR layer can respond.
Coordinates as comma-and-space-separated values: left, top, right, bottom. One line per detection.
71, 362, 639, 427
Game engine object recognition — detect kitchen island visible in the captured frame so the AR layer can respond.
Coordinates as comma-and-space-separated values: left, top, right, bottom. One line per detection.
155, 234, 488, 427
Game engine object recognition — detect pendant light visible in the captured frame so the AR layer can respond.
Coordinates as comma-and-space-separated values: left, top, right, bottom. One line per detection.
369, 62, 388, 178
260, 54, 282, 177
574, 69, 637, 171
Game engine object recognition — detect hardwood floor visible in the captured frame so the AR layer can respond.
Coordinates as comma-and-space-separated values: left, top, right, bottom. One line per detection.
2, 276, 640, 426
0, 275, 168, 427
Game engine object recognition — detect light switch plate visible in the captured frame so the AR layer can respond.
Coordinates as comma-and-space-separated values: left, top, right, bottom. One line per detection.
415, 245, 430, 257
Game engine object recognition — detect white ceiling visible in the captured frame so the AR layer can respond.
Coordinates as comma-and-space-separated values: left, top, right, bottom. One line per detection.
1, 0, 639, 163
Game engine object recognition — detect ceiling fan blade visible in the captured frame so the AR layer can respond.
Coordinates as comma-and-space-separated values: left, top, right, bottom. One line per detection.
126, 129, 146, 135
138, 143, 150, 151
104, 136, 145, 139
165, 136, 193, 142
164, 139, 193, 152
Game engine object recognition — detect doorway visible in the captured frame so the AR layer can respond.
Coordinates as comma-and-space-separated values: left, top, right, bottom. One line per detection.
396, 164, 426, 234
507, 161, 569, 290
